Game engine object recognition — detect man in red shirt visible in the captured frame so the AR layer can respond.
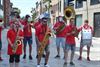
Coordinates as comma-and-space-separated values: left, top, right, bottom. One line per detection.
0, 18, 4, 61
22, 15, 33, 60
36, 15, 51, 67
7, 19, 23, 67
64, 18, 77, 66
53, 16, 66, 58
78, 20, 93, 61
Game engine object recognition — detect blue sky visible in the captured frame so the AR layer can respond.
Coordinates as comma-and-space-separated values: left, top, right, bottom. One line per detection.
10, 0, 38, 17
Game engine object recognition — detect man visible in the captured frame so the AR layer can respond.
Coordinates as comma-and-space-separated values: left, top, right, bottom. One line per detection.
7, 18, 23, 67
0, 18, 4, 61
64, 18, 78, 66
53, 16, 66, 58
22, 15, 33, 60
36, 14, 51, 67
78, 20, 93, 61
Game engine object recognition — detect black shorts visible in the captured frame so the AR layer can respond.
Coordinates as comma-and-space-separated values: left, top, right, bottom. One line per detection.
9, 54, 20, 63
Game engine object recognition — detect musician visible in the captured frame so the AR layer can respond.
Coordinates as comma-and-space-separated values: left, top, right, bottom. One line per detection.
32, 17, 46, 58
0, 18, 4, 61
53, 16, 66, 58
36, 15, 51, 67
78, 20, 93, 61
22, 15, 33, 60
64, 18, 78, 65
7, 19, 23, 67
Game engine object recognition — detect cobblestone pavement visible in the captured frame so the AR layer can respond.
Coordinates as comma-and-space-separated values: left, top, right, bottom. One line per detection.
0, 29, 100, 67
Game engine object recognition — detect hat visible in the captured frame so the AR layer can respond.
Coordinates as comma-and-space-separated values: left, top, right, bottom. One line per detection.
25, 15, 30, 19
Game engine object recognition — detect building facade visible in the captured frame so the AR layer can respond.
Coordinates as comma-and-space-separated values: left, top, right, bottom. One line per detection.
0, 0, 3, 18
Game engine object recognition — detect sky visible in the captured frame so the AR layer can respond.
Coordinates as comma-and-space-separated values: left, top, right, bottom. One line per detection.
10, 0, 38, 17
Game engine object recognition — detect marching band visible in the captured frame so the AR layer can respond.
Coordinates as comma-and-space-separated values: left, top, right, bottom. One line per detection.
0, 13, 93, 67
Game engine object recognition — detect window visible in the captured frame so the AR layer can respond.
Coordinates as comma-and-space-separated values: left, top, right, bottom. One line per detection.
90, 0, 100, 5
64, 0, 68, 9
59, 0, 61, 12
75, 1, 83, 8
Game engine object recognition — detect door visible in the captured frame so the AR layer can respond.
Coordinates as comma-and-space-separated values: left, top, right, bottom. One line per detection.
94, 13, 100, 37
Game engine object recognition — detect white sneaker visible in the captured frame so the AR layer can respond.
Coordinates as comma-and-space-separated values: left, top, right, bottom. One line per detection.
44, 64, 50, 67
36, 65, 40, 67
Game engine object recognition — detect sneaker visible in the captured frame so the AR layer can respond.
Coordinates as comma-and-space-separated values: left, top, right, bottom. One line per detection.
70, 62, 75, 65
44, 64, 50, 67
36, 65, 40, 67
87, 57, 90, 61
23, 54, 26, 59
0, 57, 3, 61
78, 56, 82, 60
29, 55, 33, 60
55, 55, 60, 58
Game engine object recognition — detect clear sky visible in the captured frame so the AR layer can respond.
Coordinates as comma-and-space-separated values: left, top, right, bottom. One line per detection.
10, 0, 38, 17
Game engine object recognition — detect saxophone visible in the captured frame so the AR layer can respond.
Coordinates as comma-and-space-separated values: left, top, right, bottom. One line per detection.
38, 27, 51, 59
54, 23, 66, 35
12, 30, 22, 53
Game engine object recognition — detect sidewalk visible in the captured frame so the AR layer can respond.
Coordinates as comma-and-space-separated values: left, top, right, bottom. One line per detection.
0, 29, 100, 67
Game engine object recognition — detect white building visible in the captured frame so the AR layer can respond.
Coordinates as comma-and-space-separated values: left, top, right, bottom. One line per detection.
0, 0, 3, 18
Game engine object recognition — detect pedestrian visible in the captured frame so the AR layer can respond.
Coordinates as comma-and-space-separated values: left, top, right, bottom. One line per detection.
64, 18, 78, 66
0, 18, 4, 61
22, 15, 33, 60
53, 16, 66, 59
78, 20, 93, 61
7, 18, 23, 67
36, 14, 51, 67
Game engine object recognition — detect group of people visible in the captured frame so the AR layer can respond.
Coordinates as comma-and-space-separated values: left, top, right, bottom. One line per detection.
0, 14, 93, 67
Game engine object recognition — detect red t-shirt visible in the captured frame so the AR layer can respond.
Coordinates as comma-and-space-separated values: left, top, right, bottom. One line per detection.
53, 22, 66, 37
36, 24, 50, 44
65, 25, 77, 45
33, 21, 41, 36
0, 26, 3, 40
22, 20, 32, 37
7, 29, 23, 55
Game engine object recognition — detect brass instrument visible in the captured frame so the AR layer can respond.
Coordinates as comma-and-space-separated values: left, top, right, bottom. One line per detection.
38, 27, 51, 59
64, 6, 75, 20
12, 30, 21, 53
71, 27, 79, 37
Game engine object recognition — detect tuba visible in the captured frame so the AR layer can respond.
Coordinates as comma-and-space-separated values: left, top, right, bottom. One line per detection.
64, 6, 75, 20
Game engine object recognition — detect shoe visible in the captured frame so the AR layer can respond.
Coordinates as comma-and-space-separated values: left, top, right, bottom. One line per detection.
87, 57, 90, 61
23, 54, 26, 59
36, 65, 40, 67
63, 62, 67, 65
29, 55, 33, 60
78, 56, 82, 60
0, 57, 3, 61
55, 55, 60, 58
44, 64, 50, 67
36, 55, 38, 58
70, 62, 75, 65
42, 54, 45, 58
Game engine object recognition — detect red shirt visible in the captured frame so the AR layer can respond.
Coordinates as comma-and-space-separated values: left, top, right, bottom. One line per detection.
22, 20, 32, 37
36, 24, 51, 44
53, 22, 66, 37
0, 26, 2, 40
65, 25, 77, 45
7, 29, 23, 55
33, 21, 41, 36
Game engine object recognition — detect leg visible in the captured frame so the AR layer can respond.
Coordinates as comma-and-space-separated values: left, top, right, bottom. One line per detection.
15, 55, 20, 67
28, 37, 33, 60
87, 46, 90, 61
55, 38, 60, 58
9, 55, 14, 67
0, 41, 3, 61
23, 37, 27, 59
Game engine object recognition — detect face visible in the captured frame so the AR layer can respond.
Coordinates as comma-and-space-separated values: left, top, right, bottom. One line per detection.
42, 18, 48, 25
70, 18, 75, 25
58, 17, 63, 22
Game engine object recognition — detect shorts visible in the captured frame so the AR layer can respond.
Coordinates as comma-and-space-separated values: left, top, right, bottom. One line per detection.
0, 40, 2, 50
9, 54, 20, 63
80, 39, 92, 47
65, 43, 76, 52
56, 37, 65, 49
23, 36, 32, 45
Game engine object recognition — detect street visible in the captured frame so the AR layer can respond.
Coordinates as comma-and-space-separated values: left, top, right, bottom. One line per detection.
0, 28, 100, 67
